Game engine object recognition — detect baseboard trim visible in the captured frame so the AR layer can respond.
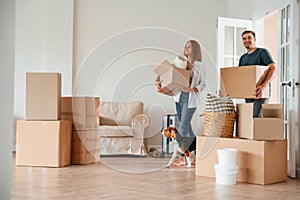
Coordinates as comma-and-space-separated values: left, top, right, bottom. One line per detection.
297, 167, 300, 179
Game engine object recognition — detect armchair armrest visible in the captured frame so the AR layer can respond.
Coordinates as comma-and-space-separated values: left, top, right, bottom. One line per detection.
132, 114, 150, 128
132, 114, 150, 138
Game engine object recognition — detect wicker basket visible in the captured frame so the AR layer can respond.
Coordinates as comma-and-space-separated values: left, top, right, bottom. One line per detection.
203, 111, 236, 138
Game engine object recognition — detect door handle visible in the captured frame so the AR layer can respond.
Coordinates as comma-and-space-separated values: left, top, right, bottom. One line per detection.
292, 79, 298, 97
281, 80, 298, 97
281, 81, 292, 87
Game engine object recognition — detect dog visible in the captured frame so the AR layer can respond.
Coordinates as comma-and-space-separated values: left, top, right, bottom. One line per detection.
163, 127, 196, 168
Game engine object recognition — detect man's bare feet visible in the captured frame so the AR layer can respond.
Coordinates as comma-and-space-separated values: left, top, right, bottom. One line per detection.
171, 156, 186, 167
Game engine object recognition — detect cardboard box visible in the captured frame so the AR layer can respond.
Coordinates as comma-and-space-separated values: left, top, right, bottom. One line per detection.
72, 130, 101, 164
26, 72, 61, 120
195, 136, 287, 185
16, 120, 72, 167
61, 97, 100, 130
153, 60, 189, 96
220, 65, 269, 98
237, 103, 284, 140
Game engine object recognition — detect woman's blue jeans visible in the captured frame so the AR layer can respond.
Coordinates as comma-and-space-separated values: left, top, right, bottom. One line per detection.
175, 92, 196, 138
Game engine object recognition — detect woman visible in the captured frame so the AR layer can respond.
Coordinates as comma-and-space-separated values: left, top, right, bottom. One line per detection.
155, 40, 206, 166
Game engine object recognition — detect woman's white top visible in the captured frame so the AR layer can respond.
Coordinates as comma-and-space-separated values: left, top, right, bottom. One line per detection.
173, 61, 206, 108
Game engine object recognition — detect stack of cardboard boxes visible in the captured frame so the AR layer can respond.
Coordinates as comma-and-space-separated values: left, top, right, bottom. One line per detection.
16, 73, 72, 167
196, 66, 287, 185
61, 97, 100, 164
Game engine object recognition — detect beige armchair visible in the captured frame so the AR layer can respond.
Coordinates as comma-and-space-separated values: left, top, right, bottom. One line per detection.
98, 101, 150, 156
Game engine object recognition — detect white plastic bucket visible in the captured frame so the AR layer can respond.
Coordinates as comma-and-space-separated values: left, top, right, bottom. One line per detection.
215, 164, 238, 185
217, 148, 237, 169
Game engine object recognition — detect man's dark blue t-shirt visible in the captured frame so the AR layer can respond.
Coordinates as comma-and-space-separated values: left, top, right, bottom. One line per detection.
238, 48, 274, 66
238, 47, 275, 118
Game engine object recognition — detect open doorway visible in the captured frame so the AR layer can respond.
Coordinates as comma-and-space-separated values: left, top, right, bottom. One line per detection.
254, 0, 299, 178
218, 0, 299, 178
253, 9, 279, 104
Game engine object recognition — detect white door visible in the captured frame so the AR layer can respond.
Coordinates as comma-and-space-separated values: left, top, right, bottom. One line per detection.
217, 17, 253, 135
217, 17, 253, 68
217, 17, 253, 111
278, 0, 299, 178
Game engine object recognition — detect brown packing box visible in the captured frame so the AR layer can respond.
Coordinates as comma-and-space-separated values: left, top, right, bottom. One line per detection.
72, 130, 101, 164
153, 60, 189, 96
237, 103, 284, 140
195, 136, 287, 185
61, 97, 100, 130
16, 120, 72, 167
26, 72, 61, 120
220, 65, 269, 98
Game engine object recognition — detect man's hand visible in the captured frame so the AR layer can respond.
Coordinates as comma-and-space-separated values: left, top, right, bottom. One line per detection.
255, 85, 263, 98
255, 63, 276, 98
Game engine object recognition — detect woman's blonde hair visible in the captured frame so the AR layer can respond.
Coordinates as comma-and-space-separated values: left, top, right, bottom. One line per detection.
184, 40, 202, 63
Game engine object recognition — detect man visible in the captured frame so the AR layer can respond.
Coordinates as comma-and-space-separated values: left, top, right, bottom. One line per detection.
238, 30, 277, 117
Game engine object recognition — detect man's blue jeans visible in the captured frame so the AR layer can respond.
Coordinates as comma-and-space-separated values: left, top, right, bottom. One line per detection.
245, 98, 269, 117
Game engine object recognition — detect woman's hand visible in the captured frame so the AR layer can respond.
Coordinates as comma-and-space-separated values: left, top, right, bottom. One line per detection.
182, 87, 197, 93
155, 80, 162, 91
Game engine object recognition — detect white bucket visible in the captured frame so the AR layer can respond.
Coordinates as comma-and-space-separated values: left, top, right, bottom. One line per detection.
215, 164, 238, 185
217, 148, 237, 169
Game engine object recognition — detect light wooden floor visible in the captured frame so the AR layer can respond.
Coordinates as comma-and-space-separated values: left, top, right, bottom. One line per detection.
11, 153, 300, 200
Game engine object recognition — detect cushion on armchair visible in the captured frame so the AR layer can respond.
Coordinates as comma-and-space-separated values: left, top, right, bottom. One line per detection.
100, 101, 143, 126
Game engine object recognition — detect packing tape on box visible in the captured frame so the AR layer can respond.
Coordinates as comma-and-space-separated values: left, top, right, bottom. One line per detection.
171, 55, 187, 69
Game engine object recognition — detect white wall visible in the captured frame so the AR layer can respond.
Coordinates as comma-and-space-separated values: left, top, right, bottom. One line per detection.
14, 0, 73, 145
15, 0, 47, 121
73, 0, 227, 146
15, 0, 73, 117
228, 0, 281, 19
227, 0, 255, 19
0, 0, 15, 199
